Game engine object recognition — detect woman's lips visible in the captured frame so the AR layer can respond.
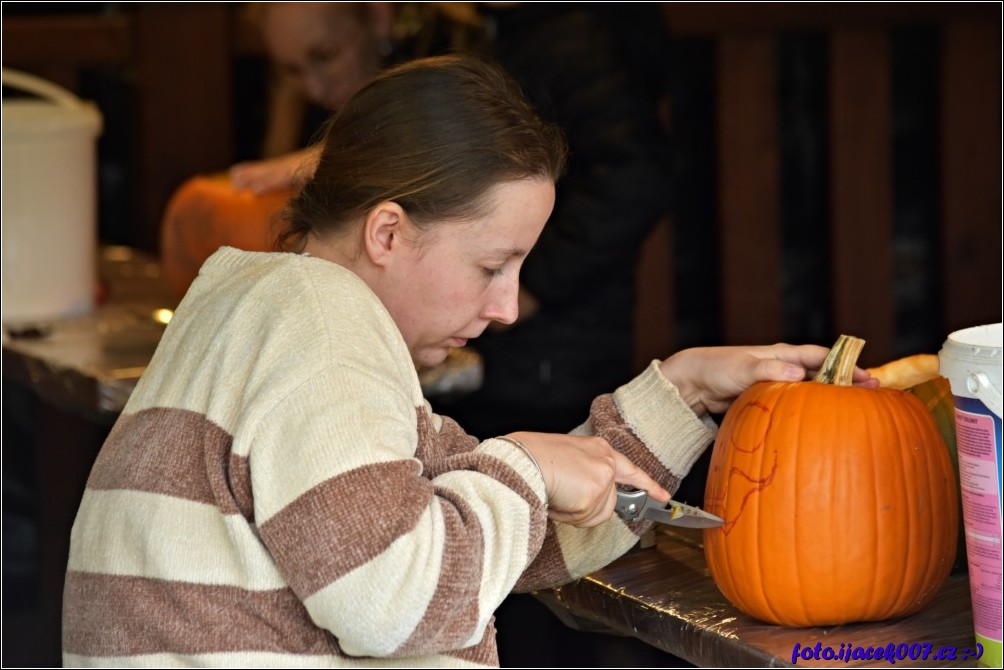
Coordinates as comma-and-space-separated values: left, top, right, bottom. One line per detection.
450, 337, 469, 347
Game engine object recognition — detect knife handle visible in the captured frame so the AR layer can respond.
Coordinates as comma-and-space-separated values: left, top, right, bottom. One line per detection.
614, 488, 649, 522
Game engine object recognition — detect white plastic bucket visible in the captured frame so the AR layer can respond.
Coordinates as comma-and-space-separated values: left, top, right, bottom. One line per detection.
939, 323, 1003, 668
1, 68, 103, 328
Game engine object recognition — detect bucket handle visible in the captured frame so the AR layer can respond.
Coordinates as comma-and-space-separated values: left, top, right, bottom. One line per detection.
967, 372, 1003, 418
1, 67, 84, 108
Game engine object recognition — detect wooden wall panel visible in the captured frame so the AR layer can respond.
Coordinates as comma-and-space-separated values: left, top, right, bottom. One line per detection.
133, 5, 235, 253
829, 30, 895, 366
634, 217, 675, 372
717, 36, 783, 345
941, 19, 1003, 334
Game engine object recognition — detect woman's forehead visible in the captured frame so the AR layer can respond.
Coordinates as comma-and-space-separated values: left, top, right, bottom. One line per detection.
264, 4, 366, 53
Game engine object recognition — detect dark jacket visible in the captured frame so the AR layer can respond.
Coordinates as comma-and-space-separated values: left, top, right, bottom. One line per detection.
437, 5, 674, 436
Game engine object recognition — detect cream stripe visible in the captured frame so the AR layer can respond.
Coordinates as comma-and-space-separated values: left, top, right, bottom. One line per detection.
434, 470, 535, 648
303, 512, 446, 657
68, 489, 285, 589
250, 373, 418, 524
302, 471, 532, 657
614, 361, 716, 475
64, 650, 490, 668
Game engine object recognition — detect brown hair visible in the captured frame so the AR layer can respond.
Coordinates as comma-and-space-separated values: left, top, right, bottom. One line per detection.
277, 54, 567, 251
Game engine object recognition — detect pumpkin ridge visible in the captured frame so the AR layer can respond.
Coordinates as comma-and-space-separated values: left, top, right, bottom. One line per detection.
890, 392, 920, 619
864, 396, 884, 619
788, 387, 808, 625
751, 384, 776, 623
899, 396, 928, 617
865, 393, 897, 620
906, 394, 955, 615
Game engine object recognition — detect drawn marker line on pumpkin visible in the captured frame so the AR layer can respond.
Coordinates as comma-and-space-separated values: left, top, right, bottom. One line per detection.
728, 401, 771, 453
721, 450, 778, 535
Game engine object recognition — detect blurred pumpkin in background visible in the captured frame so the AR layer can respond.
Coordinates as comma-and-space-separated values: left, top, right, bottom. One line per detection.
160, 174, 293, 299
704, 336, 959, 627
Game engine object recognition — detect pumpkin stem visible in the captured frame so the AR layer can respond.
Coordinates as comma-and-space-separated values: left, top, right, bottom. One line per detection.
813, 334, 866, 386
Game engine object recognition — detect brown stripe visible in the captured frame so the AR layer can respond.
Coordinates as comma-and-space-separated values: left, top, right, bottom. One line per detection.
514, 522, 572, 593
259, 460, 428, 598
589, 394, 681, 493
415, 409, 480, 463
444, 621, 499, 666
89, 407, 253, 520
419, 408, 546, 550
407, 408, 547, 654
63, 570, 344, 658
589, 394, 682, 538
397, 486, 483, 655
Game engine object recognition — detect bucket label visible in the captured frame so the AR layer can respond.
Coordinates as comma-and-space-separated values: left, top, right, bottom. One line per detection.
954, 396, 1003, 664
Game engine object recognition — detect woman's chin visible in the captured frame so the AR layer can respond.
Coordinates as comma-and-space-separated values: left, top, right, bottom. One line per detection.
413, 347, 450, 371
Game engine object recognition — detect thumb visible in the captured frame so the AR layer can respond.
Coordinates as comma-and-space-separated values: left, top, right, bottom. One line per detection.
613, 451, 670, 503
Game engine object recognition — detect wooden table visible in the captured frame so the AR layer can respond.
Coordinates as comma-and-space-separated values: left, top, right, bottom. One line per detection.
539, 526, 980, 667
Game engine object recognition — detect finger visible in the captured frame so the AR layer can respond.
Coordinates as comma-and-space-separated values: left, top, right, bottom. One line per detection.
754, 357, 807, 384
851, 366, 876, 383
767, 344, 830, 372
229, 170, 249, 190
612, 452, 670, 503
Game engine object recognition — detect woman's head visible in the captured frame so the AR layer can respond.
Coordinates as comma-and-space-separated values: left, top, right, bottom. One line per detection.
283, 54, 567, 248
285, 55, 568, 367
259, 2, 394, 111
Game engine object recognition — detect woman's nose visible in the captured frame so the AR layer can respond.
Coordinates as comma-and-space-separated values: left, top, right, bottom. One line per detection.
482, 276, 520, 325
302, 71, 329, 108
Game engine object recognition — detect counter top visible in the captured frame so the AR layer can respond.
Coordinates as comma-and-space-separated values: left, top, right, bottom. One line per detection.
540, 526, 979, 667
2, 246, 175, 422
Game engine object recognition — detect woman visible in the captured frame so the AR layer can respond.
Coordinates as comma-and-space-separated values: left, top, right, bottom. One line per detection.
63, 56, 871, 667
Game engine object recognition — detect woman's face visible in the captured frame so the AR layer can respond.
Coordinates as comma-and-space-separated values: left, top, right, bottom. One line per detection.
379, 179, 555, 369
262, 3, 387, 111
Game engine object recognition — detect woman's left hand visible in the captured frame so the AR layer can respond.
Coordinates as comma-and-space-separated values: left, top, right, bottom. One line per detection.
658, 343, 878, 416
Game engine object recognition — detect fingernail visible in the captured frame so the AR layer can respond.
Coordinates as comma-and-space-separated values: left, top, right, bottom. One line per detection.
785, 365, 804, 381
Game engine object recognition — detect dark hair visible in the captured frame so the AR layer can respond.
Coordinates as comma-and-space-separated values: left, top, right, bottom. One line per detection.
277, 54, 567, 251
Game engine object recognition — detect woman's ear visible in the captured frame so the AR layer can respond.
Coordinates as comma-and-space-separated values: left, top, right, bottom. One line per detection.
361, 201, 407, 266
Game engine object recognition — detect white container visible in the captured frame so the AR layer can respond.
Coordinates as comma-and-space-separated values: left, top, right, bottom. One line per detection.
940, 323, 1003, 668
2, 68, 103, 328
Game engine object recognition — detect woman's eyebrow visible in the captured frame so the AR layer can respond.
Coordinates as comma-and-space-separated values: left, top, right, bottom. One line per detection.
483, 246, 528, 260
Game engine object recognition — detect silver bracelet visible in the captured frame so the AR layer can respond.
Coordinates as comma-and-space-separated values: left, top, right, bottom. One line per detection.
495, 436, 546, 490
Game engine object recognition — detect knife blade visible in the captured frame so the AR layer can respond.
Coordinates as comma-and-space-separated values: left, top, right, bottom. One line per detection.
614, 488, 724, 528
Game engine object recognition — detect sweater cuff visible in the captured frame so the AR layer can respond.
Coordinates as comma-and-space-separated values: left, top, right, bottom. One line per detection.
613, 360, 717, 476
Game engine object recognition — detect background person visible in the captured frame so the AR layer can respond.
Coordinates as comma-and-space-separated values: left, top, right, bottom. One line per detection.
230, 2, 482, 194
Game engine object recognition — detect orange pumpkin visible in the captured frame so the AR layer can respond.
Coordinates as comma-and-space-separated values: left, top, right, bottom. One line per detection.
160, 174, 293, 299
704, 336, 959, 627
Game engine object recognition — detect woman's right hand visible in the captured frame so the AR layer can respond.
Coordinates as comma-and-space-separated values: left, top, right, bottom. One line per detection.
506, 431, 669, 528
229, 145, 322, 194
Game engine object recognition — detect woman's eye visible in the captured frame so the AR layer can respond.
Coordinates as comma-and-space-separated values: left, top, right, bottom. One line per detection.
309, 44, 340, 66
482, 266, 505, 278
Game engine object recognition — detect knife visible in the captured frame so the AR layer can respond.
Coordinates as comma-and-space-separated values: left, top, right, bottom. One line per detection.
614, 488, 724, 528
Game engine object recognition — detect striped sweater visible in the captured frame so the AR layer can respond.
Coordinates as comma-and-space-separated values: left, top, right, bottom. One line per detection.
63, 247, 714, 667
